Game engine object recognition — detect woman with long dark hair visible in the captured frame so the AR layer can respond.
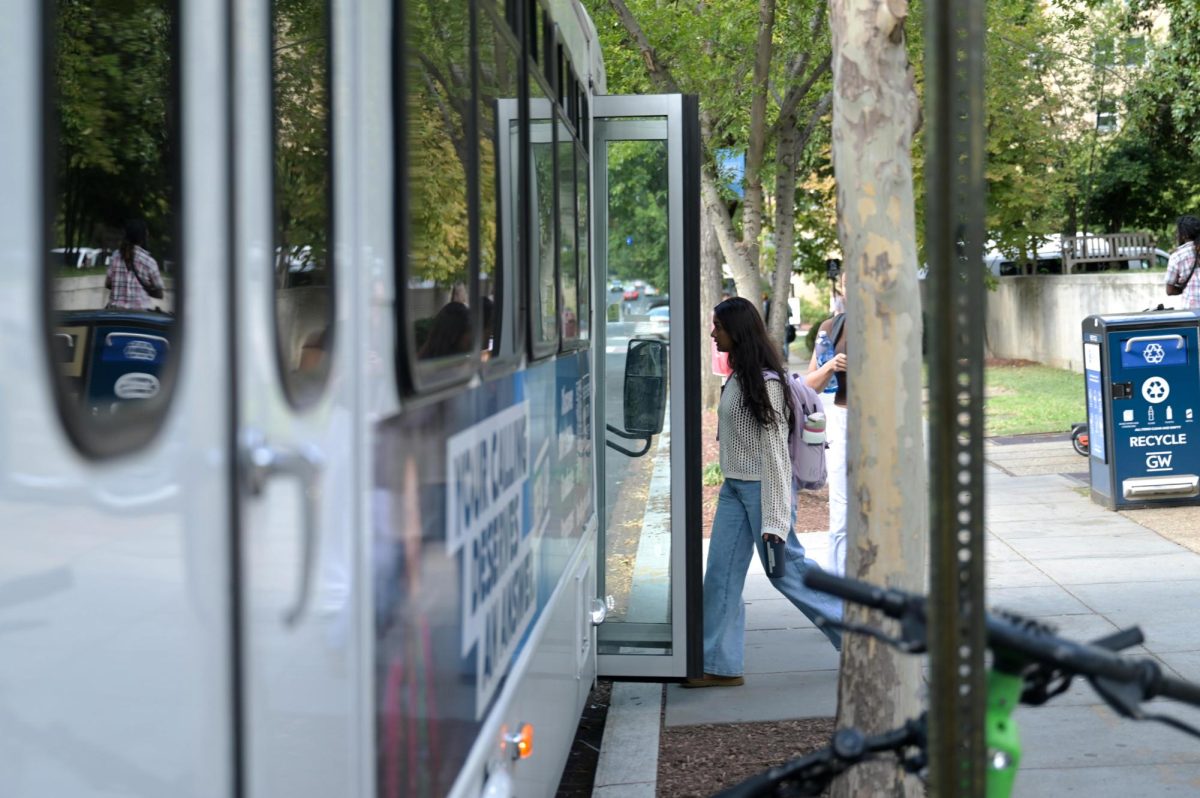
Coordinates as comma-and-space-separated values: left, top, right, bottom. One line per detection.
683, 297, 842, 688
1165, 215, 1200, 307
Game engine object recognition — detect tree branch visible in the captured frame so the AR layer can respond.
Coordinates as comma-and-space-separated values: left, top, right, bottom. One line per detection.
606, 0, 682, 93
608, 0, 759, 296
773, 56, 832, 137
741, 0, 778, 274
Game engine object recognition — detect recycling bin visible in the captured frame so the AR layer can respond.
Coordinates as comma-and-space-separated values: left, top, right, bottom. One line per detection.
1082, 308, 1200, 509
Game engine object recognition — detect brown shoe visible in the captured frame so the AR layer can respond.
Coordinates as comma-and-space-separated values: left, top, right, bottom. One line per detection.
681, 673, 744, 688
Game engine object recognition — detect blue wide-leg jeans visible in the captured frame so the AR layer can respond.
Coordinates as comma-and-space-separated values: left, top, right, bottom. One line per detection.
702, 478, 843, 677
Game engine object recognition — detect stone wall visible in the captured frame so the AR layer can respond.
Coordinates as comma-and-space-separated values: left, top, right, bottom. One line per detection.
53, 275, 177, 313
985, 272, 1170, 372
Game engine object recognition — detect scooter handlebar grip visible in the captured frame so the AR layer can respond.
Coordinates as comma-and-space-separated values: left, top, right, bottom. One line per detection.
802, 570, 910, 618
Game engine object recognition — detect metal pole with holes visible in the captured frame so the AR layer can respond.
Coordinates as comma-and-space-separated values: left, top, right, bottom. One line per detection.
924, 0, 988, 792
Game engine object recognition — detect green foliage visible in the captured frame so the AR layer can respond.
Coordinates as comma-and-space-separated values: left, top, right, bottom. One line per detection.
404, 0, 472, 288
604, 139, 669, 292
1080, 1, 1200, 236
273, 0, 333, 283
797, 293, 827, 328
985, 363, 1084, 437
982, 1, 1078, 260
702, 461, 724, 487
53, 0, 174, 255
585, 0, 836, 282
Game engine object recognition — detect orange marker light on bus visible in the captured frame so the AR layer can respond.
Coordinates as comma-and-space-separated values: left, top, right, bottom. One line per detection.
505, 722, 534, 760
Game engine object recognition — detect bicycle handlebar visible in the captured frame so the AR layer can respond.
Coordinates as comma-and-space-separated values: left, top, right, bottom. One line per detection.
803, 569, 1200, 710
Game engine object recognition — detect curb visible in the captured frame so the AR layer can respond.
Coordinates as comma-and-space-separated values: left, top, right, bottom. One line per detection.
592, 682, 663, 797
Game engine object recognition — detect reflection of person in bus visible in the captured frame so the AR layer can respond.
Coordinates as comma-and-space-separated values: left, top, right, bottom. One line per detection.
481, 297, 494, 361
684, 297, 842, 688
104, 219, 165, 310
380, 455, 445, 798
562, 307, 578, 338
418, 301, 472, 359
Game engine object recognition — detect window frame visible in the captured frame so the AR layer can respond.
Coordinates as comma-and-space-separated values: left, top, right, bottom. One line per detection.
40, 0, 185, 459
479, 1, 527, 379
574, 137, 591, 345
395, 0, 483, 395
269, 0, 337, 409
526, 67, 559, 361
557, 114, 585, 351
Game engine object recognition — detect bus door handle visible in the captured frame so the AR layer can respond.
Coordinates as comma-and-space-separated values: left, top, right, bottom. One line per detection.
238, 428, 324, 627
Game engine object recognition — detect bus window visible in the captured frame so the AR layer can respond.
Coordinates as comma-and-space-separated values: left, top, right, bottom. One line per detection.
478, 5, 521, 365
46, 0, 181, 456
557, 116, 580, 345
576, 141, 590, 342
271, 0, 334, 406
529, 80, 558, 356
400, 0, 478, 388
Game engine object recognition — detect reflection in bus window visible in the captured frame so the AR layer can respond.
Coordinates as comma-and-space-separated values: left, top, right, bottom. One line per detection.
417, 301, 473, 359
576, 142, 590, 342
478, 7, 520, 362
404, 0, 478, 378
272, 0, 334, 405
47, 0, 180, 454
530, 92, 557, 351
557, 119, 578, 343
606, 137, 668, 301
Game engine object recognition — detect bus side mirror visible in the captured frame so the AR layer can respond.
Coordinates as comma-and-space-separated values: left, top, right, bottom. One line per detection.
624, 338, 667, 435
606, 338, 668, 457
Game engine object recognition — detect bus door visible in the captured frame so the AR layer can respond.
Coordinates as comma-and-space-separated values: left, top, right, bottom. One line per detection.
3, 3, 234, 797
593, 95, 703, 679
230, 2, 363, 797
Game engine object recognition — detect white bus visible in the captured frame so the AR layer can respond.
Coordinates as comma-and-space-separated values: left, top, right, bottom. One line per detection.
1, 0, 702, 796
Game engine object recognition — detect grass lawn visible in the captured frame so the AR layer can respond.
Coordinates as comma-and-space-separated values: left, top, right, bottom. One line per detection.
984, 362, 1084, 437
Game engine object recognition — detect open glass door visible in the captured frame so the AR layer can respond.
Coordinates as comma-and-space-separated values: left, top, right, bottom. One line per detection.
594, 95, 702, 678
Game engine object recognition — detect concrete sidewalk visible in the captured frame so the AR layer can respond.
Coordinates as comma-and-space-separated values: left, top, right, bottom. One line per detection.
594, 439, 1200, 797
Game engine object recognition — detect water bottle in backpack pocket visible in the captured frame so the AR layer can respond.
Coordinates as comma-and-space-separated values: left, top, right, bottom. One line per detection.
815, 330, 838, 394
763, 370, 828, 491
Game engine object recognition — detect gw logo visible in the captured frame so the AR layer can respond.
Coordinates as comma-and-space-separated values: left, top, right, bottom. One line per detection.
1147, 452, 1174, 470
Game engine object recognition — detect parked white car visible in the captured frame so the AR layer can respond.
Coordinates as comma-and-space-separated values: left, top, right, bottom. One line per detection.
1114, 246, 1169, 270
634, 305, 670, 339
50, 247, 105, 270
985, 243, 1169, 276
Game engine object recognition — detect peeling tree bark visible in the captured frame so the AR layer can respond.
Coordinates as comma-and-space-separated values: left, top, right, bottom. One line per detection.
827, 0, 926, 795
700, 215, 723, 409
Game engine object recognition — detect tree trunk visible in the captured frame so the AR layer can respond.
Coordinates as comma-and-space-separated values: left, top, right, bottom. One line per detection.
741, 0, 777, 275
701, 166, 760, 299
827, 0, 926, 796
700, 213, 723, 410
767, 121, 799, 348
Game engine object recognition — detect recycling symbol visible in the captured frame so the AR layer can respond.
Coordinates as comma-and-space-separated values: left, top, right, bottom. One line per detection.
1143, 342, 1166, 364
1143, 376, 1170, 404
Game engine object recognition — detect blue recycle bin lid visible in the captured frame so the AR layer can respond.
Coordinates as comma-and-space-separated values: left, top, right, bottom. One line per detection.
1086, 308, 1200, 326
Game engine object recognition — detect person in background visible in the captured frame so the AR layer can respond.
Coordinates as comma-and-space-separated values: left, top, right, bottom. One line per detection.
806, 272, 848, 575
418, 301, 472, 359
1165, 215, 1200, 308
684, 297, 842, 688
104, 219, 165, 310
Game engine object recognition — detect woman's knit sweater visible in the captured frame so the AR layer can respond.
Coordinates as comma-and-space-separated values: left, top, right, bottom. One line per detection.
718, 373, 792, 538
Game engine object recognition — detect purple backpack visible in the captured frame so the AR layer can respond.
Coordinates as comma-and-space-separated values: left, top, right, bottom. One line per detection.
764, 370, 828, 491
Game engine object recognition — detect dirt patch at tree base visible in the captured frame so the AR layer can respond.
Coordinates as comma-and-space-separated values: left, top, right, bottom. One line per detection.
657, 716, 836, 797
985, 357, 1040, 367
